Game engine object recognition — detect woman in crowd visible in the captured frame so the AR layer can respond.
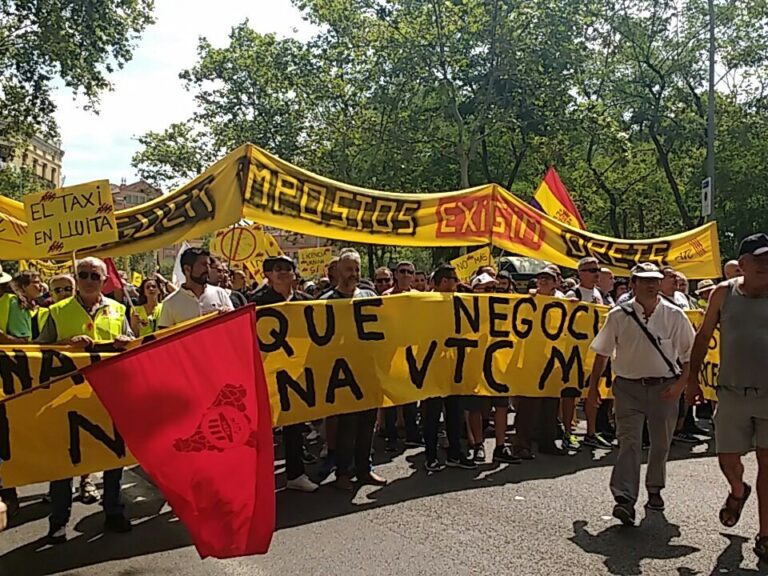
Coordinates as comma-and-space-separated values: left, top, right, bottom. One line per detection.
130, 278, 164, 337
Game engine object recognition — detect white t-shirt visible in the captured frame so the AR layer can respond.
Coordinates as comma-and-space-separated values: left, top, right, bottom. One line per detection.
565, 286, 604, 305
590, 297, 695, 379
158, 284, 234, 328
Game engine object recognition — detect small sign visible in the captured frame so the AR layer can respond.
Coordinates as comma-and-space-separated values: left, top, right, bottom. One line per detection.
450, 247, 493, 283
23, 180, 117, 256
132, 271, 143, 287
298, 247, 334, 278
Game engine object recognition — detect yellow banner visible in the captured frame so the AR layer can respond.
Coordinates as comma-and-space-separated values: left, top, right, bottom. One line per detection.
0, 144, 721, 277
0, 295, 720, 487
298, 247, 333, 278
19, 259, 72, 278
450, 247, 493, 282
23, 180, 117, 257
131, 271, 143, 287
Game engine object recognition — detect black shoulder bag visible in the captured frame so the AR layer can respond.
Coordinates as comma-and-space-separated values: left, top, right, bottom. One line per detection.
619, 303, 681, 378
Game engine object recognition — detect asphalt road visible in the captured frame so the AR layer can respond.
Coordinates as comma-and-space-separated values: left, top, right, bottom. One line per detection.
2, 426, 768, 576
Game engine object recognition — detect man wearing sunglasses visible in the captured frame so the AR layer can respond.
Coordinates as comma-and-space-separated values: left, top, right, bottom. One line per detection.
373, 267, 393, 296
383, 261, 416, 295
36, 257, 135, 544
381, 261, 423, 450
565, 257, 606, 305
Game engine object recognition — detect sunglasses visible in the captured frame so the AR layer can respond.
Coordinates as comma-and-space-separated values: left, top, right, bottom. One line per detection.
397, 269, 415, 275
53, 286, 74, 295
77, 271, 103, 282
580, 267, 600, 274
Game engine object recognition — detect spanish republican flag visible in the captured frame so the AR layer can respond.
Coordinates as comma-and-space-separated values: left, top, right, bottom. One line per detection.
530, 167, 586, 230
83, 306, 275, 558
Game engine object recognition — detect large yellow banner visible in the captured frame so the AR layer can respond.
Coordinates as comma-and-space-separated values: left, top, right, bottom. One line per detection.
0, 144, 721, 277
0, 295, 720, 487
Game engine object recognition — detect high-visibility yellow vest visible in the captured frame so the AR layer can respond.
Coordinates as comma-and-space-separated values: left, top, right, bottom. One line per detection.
48, 296, 126, 342
0, 293, 14, 333
135, 303, 163, 337
34, 307, 49, 337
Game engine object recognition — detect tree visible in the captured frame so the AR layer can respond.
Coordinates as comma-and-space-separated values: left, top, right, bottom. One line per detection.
0, 165, 51, 200
0, 0, 154, 149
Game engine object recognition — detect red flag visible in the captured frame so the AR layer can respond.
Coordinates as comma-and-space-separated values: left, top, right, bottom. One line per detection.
102, 257, 125, 295
83, 306, 275, 558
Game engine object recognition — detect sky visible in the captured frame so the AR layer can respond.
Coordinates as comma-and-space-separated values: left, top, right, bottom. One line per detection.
53, 0, 315, 188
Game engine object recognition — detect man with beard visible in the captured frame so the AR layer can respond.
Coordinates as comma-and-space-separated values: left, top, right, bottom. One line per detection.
158, 247, 233, 329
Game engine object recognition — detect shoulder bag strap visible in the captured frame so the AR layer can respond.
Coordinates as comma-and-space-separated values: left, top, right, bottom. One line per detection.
619, 303, 681, 377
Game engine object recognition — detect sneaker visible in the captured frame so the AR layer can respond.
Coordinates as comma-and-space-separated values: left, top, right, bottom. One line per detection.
317, 455, 336, 481
104, 513, 132, 533
305, 429, 320, 443
645, 492, 665, 511
79, 479, 100, 505
612, 501, 636, 526
446, 456, 478, 470
673, 431, 700, 444
301, 449, 318, 465
286, 474, 319, 493
583, 433, 613, 450
473, 444, 486, 463
425, 459, 445, 472
684, 424, 709, 436
493, 445, 521, 464
563, 434, 581, 451
46, 524, 67, 545
512, 447, 536, 460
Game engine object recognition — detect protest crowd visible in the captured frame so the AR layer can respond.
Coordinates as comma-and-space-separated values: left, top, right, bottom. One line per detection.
0, 230, 765, 560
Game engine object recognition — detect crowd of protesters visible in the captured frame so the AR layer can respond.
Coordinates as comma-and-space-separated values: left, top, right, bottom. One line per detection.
0, 234, 765, 558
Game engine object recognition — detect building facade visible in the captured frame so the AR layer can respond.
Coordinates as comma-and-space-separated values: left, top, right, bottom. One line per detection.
0, 135, 65, 188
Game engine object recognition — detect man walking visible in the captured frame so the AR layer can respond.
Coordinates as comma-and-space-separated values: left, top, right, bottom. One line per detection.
587, 262, 694, 525
687, 233, 768, 560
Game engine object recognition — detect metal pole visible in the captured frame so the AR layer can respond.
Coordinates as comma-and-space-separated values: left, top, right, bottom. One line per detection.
706, 0, 716, 221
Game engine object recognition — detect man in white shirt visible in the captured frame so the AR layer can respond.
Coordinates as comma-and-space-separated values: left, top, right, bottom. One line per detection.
566, 257, 605, 304
587, 262, 695, 526
158, 247, 233, 329
660, 266, 691, 310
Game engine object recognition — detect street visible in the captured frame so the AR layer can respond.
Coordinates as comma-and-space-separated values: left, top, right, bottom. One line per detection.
1, 429, 767, 576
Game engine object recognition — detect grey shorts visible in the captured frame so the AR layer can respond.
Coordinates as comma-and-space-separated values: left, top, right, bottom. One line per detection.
714, 387, 768, 454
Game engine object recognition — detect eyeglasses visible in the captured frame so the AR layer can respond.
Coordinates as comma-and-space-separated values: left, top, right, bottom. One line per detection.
77, 271, 103, 282
53, 286, 74, 295
397, 269, 415, 275
580, 268, 600, 274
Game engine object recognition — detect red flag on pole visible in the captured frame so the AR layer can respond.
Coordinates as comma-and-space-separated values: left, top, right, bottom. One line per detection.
102, 257, 125, 295
83, 306, 275, 558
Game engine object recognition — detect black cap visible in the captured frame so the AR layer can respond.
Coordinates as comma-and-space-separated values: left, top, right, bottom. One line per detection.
263, 255, 295, 272
738, 233, 768, 257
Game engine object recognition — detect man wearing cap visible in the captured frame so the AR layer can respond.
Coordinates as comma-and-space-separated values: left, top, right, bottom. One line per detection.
687, 233, 768, 560
471, 272, 497, 293
587, 262, 695, 525
513, 266, 568, 458
250, 255, 320, 493
695, 280, 716, 308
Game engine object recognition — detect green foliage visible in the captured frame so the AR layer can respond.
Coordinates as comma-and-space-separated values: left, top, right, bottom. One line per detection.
0, 0, 155, 150
0, 166, 51, 200
131, 0, 768, 262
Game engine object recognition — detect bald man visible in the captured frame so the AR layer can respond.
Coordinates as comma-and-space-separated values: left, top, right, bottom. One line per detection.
724, 260, 743, 280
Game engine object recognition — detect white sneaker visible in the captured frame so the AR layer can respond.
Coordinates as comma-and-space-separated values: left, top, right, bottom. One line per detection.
286, 474, 319, 493
306, 429, 320, 442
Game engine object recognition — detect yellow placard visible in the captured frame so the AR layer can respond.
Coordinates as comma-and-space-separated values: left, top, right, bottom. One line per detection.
450, 247, 493, 282
19, 259, 72, 279
0, 144, 722, 278
298, 247, 333, 278
131, 271, 143, 287
23, 180, 117, 257
0, 295, 720, 487
212, 223, 260, 263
